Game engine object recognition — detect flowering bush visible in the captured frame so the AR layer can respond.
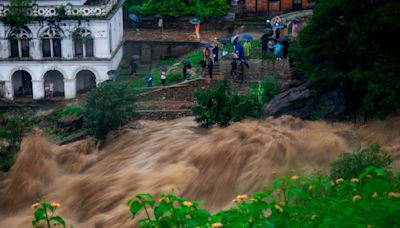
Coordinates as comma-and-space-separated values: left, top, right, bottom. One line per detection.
128, 166, 400, 227
31, 199, 67, 228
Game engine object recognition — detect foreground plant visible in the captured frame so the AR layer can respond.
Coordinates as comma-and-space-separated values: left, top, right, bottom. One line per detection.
129, 167, 400, 227
31, 199, 67, 228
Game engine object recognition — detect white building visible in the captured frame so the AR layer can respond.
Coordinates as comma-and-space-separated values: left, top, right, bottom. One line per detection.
0, 0, 124, 100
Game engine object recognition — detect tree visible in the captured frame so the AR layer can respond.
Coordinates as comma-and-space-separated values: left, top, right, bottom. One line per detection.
127, 0, 229, 19
297, 0, 400, 117
3, 0, 34, 28
83, 82, 136, 140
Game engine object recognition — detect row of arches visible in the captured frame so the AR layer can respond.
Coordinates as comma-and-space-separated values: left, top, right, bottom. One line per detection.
9, 26, 93, 58
12, 70, 96, 98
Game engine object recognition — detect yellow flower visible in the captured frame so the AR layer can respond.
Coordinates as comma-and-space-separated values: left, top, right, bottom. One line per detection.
388, 192, 400, 198
51, 202, 61, 208
182, 201, 192, 207
31, 203, 40, 209
251, 198, 257, 202
274, 204, 283, 213
308, 186, 313, 191
352, 195, 362, 202
212, 222, 223, 228
350, 178, 359, 183
291, 176, 299, 180
235, 194, 248, 202
367, 225, 372, 228
311, 214, 317, 220
336, 178, 344, 184
372, 192, 378, 198
159, 197, 168, 203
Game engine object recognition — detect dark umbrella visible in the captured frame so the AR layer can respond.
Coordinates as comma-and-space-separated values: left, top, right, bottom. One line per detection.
240, 33, 253, 41
267, 36, 277, 41
128, 14, 139, 22
154, 14, 162, 19
131, 54, 140, 60
189, 18, 201, 25
217, 37, 230, 44
200, 40, 212, 48
279, 36, 290, 42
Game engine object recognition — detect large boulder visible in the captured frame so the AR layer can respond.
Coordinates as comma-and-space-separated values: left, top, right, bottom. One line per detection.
57, 115, 83, 132
263, 82, 346, 120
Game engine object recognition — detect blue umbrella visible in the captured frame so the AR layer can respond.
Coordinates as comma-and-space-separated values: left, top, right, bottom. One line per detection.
189, 18, 201, 25
272, 24, 285, 29
240, 34, 253, 41
129, 14, 139, 22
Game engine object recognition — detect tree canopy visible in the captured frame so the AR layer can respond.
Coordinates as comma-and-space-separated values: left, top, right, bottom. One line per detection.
297, 0, 400, 117
124, 0, 230, 19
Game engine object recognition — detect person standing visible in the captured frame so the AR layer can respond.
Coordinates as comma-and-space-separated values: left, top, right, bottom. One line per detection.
44, 80, 50, 98
161, 70, 167, 86
130, 59, 138, 77
145, 66, 153, 87
244, 40, 252, 58
212, 45, 219, 63
182, 58, 191, 80
274, 41, 283, 60
236, 42, 245, 60
195, 23, 200, 39
203, 47, 210, 61
230, 59, 237, 79
267, 39, 275, 54
49, 82, 54, 97
158, 18, 164, 38
261, 33, 269, 53
282, 40, 289, 59
237, 60, 249, 83
207, 59, 214, 79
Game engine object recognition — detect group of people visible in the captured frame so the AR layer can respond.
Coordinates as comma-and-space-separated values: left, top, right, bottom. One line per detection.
261, 19, 290, 60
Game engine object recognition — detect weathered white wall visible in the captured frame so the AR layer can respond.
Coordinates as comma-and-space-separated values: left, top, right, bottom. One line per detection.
0, 2, 124, 100
0, 0, 88, 6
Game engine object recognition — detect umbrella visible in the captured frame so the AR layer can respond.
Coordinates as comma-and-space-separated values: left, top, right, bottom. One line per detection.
273, 24, 285, 29
267, 36, 277, 41
217, 37, 230, 44
131, 54, 140, 60
240, 34, 253, 41
263, 27, 273, 35
158, 66, 168, 72
154, 14, 162, 19
189, 18, 201, 25
231, 35, 239, 43
200, 40, 212, 48
279, 36, 290, 42
128, 14, 139, 22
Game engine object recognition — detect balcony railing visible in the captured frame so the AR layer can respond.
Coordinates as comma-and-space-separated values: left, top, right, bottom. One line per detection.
0, 0, 119, 19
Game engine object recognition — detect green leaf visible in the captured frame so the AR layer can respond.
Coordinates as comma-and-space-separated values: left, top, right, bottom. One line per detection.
50, 216, 66, 227
154, 202, 169, 219
34, 208, 46, 221
129, 201, 143, 218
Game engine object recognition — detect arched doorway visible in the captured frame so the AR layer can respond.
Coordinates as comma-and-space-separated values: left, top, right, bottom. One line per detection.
43, 70, 64, 97
76, 70, 96, 93
12, 70, 32, 98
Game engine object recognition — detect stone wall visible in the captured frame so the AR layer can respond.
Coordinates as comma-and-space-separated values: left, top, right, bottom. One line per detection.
219, 59, 292, 81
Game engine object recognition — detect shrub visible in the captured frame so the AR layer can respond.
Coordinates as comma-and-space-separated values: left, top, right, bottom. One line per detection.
192, 79, 232, 128
330, 145, 392, 180
193, 78, 278, 127
167, 72, 183, 84
0, 114, 32, 171
83, 82, 136, 140
47, 106, 84, 123
129, 167, 400, 227
31, 199, 67, 228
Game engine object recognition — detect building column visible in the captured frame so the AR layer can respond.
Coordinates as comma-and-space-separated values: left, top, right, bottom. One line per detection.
4, 80, 14, 100
32, 79, 44, 99
64, 78, 76, 99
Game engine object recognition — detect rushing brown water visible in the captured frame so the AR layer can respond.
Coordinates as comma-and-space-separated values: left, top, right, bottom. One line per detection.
1, 116, 400, 227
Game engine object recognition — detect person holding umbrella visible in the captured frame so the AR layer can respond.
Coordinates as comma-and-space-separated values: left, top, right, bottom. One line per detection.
190, 18, 201, 40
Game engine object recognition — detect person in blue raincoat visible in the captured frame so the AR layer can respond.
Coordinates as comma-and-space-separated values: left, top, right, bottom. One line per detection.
274, 41, 283, 60
145, 65, 153, 87
235, 42, 245, 60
